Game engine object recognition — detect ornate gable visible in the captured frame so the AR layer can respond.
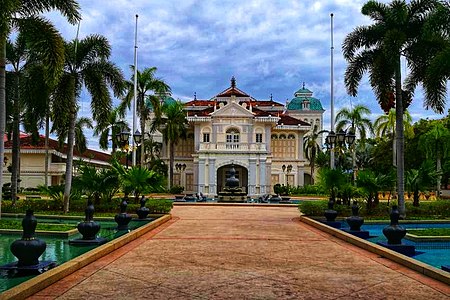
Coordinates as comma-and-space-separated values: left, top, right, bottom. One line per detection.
210, 101, 254, 118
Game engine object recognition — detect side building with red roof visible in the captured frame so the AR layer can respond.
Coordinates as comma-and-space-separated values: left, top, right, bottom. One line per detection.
3, 135, 111, 188
157, 77, 325, 197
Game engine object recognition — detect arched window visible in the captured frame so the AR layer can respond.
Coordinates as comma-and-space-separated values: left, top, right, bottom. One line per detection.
288, 134, 296, 139
271, 134, 278, 139
226, 128, 240, 149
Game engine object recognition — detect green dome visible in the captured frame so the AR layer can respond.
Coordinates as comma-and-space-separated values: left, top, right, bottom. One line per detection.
295, 87, 312, 95
286, 96, 324, 111
145, 96, 176, 110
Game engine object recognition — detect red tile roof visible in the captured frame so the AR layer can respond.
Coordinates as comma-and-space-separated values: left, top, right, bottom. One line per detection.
4, 135, 112, 163
216, 86, 250, 97
278, 115, 310, 126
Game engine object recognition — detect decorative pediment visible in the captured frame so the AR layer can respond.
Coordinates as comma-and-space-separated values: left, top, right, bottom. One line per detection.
210, 101, 254, 118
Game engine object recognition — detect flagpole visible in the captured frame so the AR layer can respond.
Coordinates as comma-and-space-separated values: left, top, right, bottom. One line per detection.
330, 13, 335, 169
132, 14, 138, 166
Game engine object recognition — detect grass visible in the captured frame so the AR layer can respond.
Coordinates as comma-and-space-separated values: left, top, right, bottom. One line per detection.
0, 219, 76, 232
408, 228, 450, 236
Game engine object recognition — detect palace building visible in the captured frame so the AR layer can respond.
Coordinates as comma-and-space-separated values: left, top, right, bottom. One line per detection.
157, 77, 325, 198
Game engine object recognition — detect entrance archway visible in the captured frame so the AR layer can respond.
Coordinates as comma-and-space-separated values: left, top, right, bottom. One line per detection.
217, 164, 248, 193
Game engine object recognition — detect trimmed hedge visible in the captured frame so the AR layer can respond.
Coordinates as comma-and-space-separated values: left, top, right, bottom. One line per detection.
299, 200, 450, 219
2, 198, 173, 215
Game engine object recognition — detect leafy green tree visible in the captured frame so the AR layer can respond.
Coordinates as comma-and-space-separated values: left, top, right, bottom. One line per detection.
120, 67, 171, 165
0, 0, 81, 214
342, 0, 443, 217
52, 35, 124, 213
303, 124, 327, 184
151, 100, 187, 188
419, 122, 450, 193
405, 160, 437, 206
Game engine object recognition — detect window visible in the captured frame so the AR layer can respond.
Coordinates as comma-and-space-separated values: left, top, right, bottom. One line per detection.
256, 133, 263, 143
226, 128, 240, 149
175, 133, 195, 157
203, 133, 210, 143
271, 132, 296, 159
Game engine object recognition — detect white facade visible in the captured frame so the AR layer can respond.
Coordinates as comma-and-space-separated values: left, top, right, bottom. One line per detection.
158, 79, 325, 197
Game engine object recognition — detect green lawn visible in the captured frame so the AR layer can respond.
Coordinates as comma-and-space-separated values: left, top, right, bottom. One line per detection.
408, 228, 450, 236
0, 220, 76, 232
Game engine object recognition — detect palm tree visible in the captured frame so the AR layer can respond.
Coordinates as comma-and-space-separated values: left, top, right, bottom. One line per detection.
303, 124, 327, 184
52, 35, 124, 213
120, 67, 171, 166
336, 104, 373, 141
374, 108, 414, 167
94, 107, 127, 153
405, 160, 437, 206
151, 100, 187, 188
336, 104, 373, 180
419, 122, 450, 193
0, 0, 81, 214
54, 116, 93, 154
342, 0, 442, 217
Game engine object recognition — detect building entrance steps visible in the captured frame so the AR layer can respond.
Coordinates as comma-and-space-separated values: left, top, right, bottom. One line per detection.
30, 206, 450, 299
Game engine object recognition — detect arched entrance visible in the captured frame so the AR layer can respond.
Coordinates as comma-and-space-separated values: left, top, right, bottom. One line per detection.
217, 164, 248, 194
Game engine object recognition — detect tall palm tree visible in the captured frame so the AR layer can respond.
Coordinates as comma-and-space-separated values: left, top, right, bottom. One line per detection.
406, 2, 450, 111
335, 104, 373, 180
52, 35, 124, 213
151, 100, 187, 188
120, 67, 171, 165
419, 122, 450, 193
0, 0, 81, 214
374, 108, 414, 167
335, 104, 373, 141
303, 124, 327, 184
342, 0, 441, 217
94, 107, 127, 153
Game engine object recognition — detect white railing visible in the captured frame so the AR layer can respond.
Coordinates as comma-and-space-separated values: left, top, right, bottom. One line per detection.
199, 142, 267, 152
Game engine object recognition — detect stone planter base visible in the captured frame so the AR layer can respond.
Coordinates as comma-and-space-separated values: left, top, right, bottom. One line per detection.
376, 241, 416, 257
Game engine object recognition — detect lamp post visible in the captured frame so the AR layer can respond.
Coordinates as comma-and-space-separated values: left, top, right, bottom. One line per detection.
326, 129, 356, 176
133, 129, 142, 166
117, 129, 131, 169
175, 163, 186, 187
282, 164, 293, 186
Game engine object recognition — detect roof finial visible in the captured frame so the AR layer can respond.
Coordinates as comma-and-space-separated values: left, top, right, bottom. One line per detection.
302, 82, 305, 89
270, 93, 273, 101
194, 92, 197, 100
231, 76, 236, 88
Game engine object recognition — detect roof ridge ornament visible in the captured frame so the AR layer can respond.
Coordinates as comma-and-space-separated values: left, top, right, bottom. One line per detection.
302, 82, 305, 89
231, 76, 236, 88
194, 92, 197, 100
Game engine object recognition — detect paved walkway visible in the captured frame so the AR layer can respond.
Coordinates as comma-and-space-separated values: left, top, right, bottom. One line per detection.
30, 206, 450, 299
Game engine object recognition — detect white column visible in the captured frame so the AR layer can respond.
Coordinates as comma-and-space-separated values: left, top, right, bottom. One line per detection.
209, 158, 216, 195
198, 159, 205, 193
249, 159, 257, 195
260, 160, 267, 194
298, 168, 305, 186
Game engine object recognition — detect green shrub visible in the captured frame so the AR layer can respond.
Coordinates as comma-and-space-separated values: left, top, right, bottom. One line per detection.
169, 185, 184, 194
290, 185, 326, 196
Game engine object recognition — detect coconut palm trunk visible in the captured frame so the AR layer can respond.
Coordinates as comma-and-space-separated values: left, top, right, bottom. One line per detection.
169, 141, 175, 188
395, 58, 405, 217
63, 109, 77, 213
44, 111, 50, 186
0, 40, 6, 214
11, 73, 20, 204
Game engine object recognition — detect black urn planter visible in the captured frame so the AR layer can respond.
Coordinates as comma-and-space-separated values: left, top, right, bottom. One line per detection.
115, 198, 132, 231
346, 201, 364, 231
383, 205, 406, 244
376, 205, 415, 256
323, 199, 341, 229
136, 196, 150, 219
70, 200, 107, 245
10, 210, 46, 267
343, 201, 370, 239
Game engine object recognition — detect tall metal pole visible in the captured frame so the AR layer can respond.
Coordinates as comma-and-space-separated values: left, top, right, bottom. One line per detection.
330, 13, 335, 169
132, 14, 138, 166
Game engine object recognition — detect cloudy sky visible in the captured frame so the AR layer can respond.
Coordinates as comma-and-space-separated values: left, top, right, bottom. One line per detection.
46, 0, 449, 152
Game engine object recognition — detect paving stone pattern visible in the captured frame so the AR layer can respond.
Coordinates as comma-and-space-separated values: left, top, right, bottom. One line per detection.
30, 206, 450, 299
